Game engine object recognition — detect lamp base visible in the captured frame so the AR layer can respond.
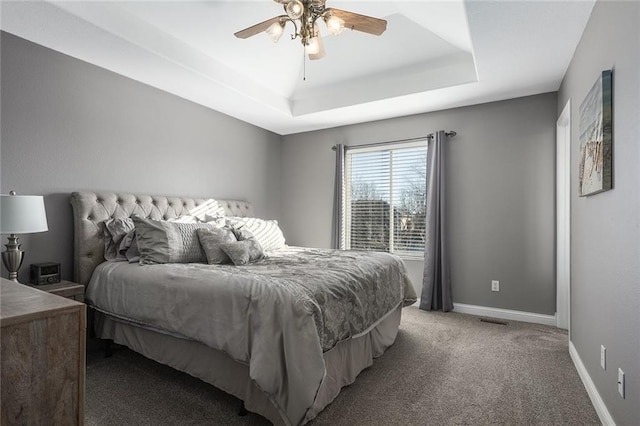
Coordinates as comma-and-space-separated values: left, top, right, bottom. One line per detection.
2, 234, 24, 283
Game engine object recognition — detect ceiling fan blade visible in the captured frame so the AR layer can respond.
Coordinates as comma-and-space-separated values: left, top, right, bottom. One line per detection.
234, 15, 287, 39
327, 9, 387, 36
309, 35, 326, 60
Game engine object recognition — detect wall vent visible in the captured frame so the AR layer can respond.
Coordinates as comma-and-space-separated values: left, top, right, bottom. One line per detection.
479, 317, 509, 326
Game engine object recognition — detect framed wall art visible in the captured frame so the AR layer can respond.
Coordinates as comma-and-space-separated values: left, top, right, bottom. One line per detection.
578, 69, 613, 196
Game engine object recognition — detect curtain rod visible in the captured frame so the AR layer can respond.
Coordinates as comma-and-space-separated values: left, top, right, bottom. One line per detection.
331, 131, 456, 151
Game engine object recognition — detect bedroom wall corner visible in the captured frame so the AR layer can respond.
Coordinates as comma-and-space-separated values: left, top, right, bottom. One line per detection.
0, 31, 283, 282
557, 1, 640, 424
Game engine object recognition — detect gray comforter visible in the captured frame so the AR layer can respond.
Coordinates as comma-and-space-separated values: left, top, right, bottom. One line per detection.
86, 246, 416, 425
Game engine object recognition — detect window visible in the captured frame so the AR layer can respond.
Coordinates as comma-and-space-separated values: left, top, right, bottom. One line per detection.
343, 140, 428, 258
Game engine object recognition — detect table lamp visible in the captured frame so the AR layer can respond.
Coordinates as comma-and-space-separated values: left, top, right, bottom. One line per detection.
0, 191, 48, 282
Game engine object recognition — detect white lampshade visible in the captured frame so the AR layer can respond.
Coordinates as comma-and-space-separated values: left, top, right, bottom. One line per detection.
0, 194, 48, 234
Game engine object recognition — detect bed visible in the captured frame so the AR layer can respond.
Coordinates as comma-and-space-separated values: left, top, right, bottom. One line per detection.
71, 191, 416, 425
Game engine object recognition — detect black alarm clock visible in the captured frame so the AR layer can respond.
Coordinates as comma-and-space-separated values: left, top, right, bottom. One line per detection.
30, 262, 61, 285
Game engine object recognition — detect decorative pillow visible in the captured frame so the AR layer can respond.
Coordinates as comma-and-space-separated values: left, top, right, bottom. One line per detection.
168, 215, 199, 224
219, 240, 265, 266
219, 228, 265, 266
225, 217, 286, 252
229, 226, 255, 242
201, 216, 226, 227
168, 215, 226, 228
103, 218, 135, 261
118, 229, 140, 263
132, 216, 223, 265
196, 227, 237, 265
187, 199, 227, 221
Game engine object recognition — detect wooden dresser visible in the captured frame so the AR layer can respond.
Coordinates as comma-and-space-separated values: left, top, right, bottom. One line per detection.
1, 278, 86, 425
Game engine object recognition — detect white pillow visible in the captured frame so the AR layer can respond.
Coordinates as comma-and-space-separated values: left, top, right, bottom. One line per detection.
225, 217, 286, 252
191, 199, 227, 221
168, 215, 199, 223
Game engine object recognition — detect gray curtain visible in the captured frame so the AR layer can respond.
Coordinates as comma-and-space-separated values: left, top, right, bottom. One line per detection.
331, 144, 346, 249
420, 131, 453, 312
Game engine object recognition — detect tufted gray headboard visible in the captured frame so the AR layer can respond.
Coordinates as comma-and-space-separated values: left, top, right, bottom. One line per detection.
70, 192, 254, 285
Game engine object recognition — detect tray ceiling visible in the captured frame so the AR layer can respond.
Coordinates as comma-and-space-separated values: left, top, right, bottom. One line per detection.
0, 1, 595, 135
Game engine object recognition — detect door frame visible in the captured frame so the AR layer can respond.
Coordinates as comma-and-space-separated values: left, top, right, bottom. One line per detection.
556, 99, 571, 332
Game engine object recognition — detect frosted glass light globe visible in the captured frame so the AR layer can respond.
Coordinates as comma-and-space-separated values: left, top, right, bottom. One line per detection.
285, 0, 304, 20
325, 15, 345, 36
266, 21, 284, 43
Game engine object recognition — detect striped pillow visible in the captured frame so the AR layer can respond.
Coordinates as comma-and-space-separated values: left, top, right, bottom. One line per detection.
225, 217, 286, 253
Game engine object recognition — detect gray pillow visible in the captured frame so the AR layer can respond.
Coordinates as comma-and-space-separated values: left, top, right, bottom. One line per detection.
118, 229, 140, 263
103, 218, 135, 261
133, 216, 223, 265
230, 226, 256, 242
196, 227, 237, 264
219, 228, 265, 266
219, 240, 265, 266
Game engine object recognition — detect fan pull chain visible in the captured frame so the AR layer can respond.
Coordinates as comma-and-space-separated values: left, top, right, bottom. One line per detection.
303, 49, 307, 81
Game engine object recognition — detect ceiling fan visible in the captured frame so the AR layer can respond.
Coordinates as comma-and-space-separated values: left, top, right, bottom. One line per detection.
234, 0, 387, 60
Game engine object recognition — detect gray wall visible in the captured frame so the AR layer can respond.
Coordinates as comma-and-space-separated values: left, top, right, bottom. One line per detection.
558, 1, 640, 424
281, 93, 557, 315
0, 32, 282, 283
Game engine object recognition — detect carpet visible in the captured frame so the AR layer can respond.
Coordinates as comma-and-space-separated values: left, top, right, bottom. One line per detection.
85, 306, 600, 425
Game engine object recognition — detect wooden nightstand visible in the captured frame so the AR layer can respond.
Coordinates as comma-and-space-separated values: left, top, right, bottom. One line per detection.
30, 280, 85, 302
1, 278, 86, 425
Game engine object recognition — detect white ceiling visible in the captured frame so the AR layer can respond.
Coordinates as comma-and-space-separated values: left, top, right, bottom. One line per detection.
1, 0, 595, 135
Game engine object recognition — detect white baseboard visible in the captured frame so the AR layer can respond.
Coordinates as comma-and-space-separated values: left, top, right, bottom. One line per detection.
452, 303, 557, 326
569, 342, 616, 426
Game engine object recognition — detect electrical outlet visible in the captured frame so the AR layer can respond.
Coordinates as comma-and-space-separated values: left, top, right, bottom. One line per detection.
600, 345, 606, 370
618, 368, 625, 398
491, 280, 499, 292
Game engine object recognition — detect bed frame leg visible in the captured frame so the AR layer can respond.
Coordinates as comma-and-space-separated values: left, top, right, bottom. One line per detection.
104, 339, 114, 358
238, 402, 248, 417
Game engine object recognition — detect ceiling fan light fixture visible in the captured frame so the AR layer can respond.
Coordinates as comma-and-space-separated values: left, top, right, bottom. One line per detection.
305, 36, 321, 55
285, 0, 304, 20
265, 21, 285, 43
325, 15, 345, 36
234, 1, 387, 61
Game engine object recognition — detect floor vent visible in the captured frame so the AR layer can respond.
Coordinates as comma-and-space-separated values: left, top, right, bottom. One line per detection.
479, 317, 509, 325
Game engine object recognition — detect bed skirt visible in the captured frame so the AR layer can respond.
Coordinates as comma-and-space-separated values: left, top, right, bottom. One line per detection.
94, 304, 403, 425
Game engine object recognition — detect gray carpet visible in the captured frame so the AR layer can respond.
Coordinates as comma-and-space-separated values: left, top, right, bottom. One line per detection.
86, 307, 600, 425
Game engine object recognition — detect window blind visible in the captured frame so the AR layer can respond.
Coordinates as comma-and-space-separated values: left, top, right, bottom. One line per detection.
344, 140, 427, 257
